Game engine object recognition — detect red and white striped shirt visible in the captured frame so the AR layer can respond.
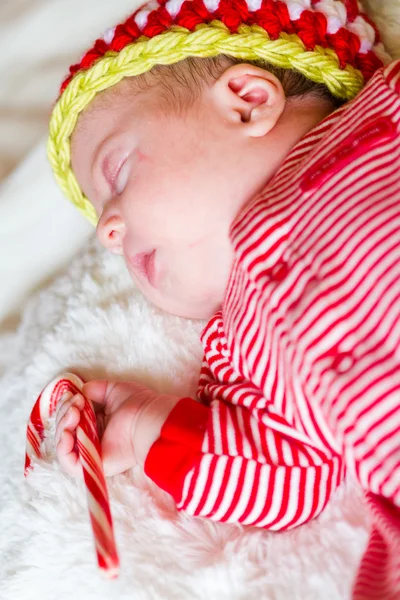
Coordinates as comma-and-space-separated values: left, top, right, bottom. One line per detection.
145, 60, 400, 598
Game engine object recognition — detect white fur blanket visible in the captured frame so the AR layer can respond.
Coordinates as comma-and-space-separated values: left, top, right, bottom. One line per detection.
1, 2, 399, 599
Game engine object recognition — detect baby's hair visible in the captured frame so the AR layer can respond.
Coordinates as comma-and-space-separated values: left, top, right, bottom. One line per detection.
164, 56, 342, 105
86, 55, 344, 123
130, 55, 343, 106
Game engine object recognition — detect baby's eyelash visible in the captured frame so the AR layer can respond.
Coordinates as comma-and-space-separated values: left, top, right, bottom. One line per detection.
102, 152, 129, 191
114, 160, 131, 195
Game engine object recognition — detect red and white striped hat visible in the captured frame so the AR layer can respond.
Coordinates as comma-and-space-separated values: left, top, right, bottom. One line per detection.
48, 0, 387, 224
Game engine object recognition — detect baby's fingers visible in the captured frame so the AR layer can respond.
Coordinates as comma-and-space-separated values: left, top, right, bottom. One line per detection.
55, 393, 85, 439
56, 430, 83, 479
55, 393, 85, 479
55, 404, 81, 445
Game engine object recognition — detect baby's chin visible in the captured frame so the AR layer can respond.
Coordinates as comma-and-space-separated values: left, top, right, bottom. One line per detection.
135, 278, 217, 320
149, 291, 217, 320
125, 259, 221, 319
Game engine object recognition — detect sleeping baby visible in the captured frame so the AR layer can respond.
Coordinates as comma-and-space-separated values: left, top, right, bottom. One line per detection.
48, 1, 400, 598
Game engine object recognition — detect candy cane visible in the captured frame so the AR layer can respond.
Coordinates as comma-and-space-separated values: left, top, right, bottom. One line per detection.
25, 373, 120, 579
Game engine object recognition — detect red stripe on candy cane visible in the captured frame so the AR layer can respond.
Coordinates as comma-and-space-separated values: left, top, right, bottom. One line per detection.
24, 373, 120, 579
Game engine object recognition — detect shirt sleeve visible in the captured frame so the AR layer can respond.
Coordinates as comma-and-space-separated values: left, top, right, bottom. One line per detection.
144, 358, 343, 531
383, 59, 400, 95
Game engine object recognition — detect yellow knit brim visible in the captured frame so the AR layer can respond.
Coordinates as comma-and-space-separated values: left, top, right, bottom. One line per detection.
47, 21, 364, 225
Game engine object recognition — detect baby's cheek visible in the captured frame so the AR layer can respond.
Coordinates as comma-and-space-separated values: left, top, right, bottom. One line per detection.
176, 251, 217, 301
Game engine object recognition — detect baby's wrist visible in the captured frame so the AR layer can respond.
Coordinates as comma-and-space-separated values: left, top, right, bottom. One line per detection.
132, 394, 180, 468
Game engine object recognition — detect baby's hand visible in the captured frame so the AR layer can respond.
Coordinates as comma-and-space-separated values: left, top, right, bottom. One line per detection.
55, 380, 179, 478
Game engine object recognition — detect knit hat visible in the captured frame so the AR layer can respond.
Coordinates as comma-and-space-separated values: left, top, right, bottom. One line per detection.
48, 0, 386, 225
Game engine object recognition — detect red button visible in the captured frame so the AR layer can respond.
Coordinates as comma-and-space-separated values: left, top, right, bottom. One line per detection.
271, 261, 289, 281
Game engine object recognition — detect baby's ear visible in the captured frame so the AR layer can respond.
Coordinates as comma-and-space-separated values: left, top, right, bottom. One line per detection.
211, 63, 286, 137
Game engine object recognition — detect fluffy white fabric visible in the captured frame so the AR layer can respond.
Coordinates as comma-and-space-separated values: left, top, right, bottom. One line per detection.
0, 1, 399, 599
0, 240, 371, 600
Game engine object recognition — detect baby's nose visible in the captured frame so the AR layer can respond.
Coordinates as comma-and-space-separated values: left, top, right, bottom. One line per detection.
96, 214, 125, 255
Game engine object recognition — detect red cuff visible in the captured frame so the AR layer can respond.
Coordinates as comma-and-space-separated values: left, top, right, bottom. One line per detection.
144, 397, 210, 503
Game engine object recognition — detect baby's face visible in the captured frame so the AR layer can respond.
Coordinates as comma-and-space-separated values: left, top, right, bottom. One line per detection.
71, 73, 293, 318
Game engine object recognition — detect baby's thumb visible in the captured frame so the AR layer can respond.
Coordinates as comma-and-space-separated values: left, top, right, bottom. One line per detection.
82, 380, 109, 409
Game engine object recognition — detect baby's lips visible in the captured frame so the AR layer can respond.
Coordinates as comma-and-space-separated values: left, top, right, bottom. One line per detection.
128, 249, 159, 288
